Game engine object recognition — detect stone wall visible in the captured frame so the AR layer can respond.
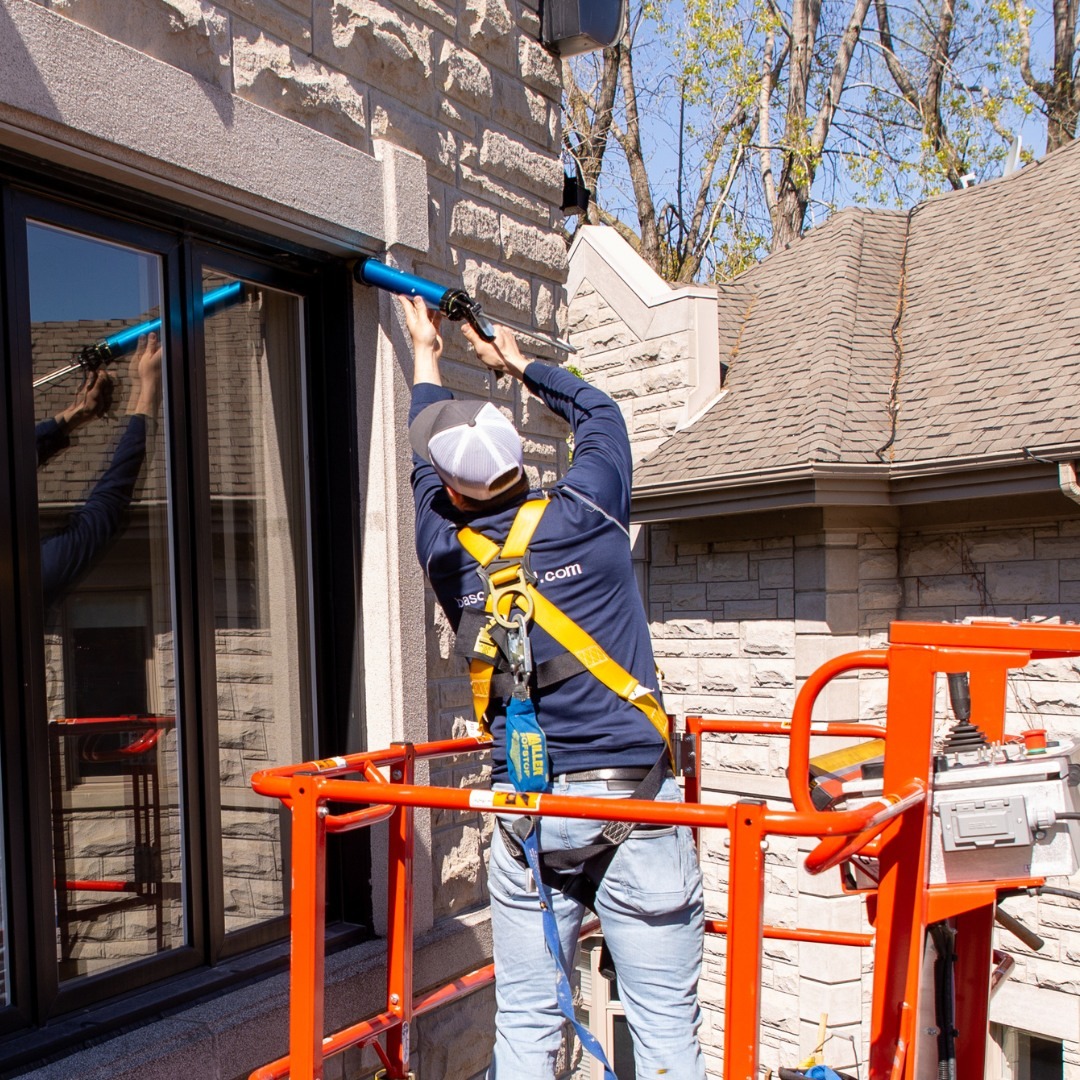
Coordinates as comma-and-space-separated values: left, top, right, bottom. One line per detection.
567, 223, 1080, 1078
566, 225, 722, 462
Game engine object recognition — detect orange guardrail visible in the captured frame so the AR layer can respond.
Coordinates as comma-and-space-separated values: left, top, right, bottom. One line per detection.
250, 620, 1080, 1080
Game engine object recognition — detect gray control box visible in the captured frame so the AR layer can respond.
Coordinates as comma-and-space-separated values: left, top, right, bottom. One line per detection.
929, 745, 1080, 884
938, 796, 1031, 852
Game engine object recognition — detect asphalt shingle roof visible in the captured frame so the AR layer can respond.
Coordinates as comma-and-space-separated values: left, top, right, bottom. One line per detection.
636, 139, 1080, 489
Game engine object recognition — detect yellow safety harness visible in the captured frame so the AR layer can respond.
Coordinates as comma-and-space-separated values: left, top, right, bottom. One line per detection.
457, 497, 672, 759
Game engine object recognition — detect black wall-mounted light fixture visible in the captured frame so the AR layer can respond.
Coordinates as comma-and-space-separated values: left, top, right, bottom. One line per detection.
541, 0, 626, 57
561, 167, 591, 216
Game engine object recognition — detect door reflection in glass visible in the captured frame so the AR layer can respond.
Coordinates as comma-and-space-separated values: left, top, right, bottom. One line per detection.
28, 222, 183, 980
202, 269, 311, 933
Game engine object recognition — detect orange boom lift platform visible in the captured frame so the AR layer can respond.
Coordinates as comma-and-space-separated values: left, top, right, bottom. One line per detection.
249, 619, 1080, 1079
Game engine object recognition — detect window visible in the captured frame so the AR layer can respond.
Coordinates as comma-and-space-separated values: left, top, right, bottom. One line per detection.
31, 222, 182, 983
0, 162, 361, 1057
991, 1026, 1065, 1080
200, 265, 310, 935
577, 937, 637, 1080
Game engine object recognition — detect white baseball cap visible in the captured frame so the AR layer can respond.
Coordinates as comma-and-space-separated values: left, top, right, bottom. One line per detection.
409, 399, 524, 502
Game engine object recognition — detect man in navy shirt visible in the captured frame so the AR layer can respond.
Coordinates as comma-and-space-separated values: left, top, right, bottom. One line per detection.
401, 296, 705, 1079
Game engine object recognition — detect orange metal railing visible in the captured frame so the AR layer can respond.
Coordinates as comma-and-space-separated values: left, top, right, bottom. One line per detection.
249, 620, 1080, 1080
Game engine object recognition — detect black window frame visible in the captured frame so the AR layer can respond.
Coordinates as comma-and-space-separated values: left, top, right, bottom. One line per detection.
0, 151, 370, 1066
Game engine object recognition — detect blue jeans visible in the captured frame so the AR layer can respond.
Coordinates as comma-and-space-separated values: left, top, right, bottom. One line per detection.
486, 776, 706, 1079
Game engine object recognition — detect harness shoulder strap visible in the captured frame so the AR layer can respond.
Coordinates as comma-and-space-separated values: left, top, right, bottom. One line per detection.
528, 590, 672, 757
458, 500, 549, 736
457, 497, 671, 760
458, 498, 548, 566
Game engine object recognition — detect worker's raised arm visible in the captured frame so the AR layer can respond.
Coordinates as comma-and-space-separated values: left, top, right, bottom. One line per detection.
461, 322, 632, 524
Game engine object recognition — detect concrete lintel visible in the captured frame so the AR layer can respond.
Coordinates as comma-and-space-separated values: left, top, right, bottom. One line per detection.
374, 139, 430, 254
990, 978, 1080, 1043
0, 0, 388, 253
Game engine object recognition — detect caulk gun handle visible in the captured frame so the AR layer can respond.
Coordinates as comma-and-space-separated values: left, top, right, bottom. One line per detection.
445, 294, 497, 343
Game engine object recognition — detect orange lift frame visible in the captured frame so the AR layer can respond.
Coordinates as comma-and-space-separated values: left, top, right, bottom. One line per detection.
249, 619, 1080, 1080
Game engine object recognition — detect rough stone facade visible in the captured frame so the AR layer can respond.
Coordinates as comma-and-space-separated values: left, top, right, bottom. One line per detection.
568, 227, 1080, 1078
3, 0, 572, 1076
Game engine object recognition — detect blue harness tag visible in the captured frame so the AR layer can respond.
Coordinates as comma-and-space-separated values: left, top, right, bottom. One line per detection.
506, 696, 549, 792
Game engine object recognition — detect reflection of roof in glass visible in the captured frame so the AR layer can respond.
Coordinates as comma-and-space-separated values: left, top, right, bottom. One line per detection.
34, 298, 265, 506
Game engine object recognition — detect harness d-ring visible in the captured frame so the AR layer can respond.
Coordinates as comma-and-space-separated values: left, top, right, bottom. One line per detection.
485, 564, 535, 629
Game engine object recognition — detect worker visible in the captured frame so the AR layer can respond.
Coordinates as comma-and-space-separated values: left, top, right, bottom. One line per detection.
401, 295, 705, 1080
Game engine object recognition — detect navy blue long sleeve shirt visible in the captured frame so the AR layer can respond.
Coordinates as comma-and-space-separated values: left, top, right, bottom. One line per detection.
411, 362, 665, 781
37, 415, 148, 608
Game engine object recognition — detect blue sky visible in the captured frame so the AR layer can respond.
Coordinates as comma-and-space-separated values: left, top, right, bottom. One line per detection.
27, 222, 160, 324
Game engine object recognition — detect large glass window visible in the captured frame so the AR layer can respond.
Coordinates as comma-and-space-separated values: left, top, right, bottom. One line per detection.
202, 269, 311, 934
0, 174, 359, 1060
28, 224, 181, 981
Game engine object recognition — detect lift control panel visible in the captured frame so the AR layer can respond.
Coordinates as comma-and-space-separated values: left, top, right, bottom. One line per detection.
931, 738, 1080, 882
842, 735, 1080, 883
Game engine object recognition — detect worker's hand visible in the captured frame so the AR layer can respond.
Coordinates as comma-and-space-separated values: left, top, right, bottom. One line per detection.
56, 368, 115, 430
125, 332, 163, 416
462, 322, 530, 381
399, 295, 444, 386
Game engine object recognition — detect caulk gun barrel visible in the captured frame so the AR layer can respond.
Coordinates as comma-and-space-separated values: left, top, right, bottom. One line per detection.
354, 257, 453, 312
355, 257, 574, 352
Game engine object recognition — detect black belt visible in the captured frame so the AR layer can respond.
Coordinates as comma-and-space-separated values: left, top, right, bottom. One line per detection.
557, 767, 655, 783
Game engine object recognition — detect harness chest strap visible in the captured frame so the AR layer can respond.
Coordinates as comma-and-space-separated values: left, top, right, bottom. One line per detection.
457, 500, 672, 756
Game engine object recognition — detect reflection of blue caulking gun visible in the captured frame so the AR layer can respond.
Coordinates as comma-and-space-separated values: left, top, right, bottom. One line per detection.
33, 280, 248, 389
354, 257, 576, 353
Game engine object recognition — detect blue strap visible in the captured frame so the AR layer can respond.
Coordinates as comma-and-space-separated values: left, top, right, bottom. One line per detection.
518, 826, 618, 1080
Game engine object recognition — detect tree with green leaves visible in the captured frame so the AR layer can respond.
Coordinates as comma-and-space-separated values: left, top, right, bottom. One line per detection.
563, 2, 772, 281
561, 0, 1039, 281
1007, 0, 1079, 150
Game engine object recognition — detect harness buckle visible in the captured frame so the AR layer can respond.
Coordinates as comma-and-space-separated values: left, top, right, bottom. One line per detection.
478, 553, 536, 629
600, 819, 636, 845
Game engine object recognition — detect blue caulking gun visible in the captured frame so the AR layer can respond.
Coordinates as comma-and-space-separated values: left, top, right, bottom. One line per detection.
354, 258, 576, 354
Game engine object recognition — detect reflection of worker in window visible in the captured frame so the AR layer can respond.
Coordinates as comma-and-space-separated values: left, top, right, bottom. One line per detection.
36, 332, 163, 607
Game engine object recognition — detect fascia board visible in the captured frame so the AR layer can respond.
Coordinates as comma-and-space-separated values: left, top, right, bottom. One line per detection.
631, 467, 892, 523
631, 455, 1077, 522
